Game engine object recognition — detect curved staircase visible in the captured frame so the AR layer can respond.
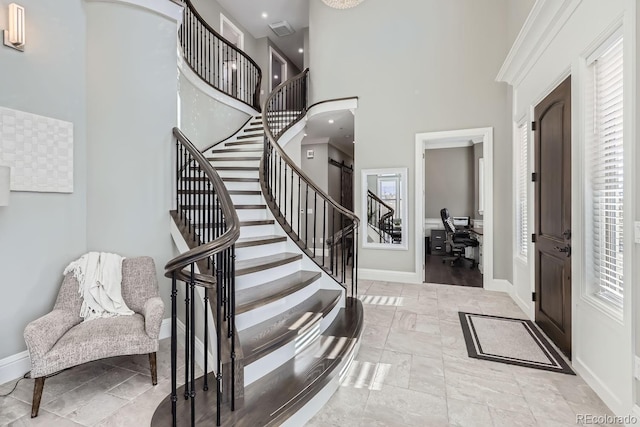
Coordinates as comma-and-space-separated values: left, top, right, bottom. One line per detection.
152, 3, 363, 424
154, 118, 362, 425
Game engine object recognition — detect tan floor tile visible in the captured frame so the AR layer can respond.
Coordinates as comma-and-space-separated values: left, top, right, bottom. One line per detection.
447, 398, 493, 427
0, 396, 31, 425
7, 409, 84, 427
66, 392, 129, 425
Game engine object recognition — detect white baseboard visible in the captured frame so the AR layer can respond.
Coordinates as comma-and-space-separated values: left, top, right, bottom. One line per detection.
0, 350, 31, 385
358, 268, 421, 284
510, 289, 534, 320
487, 278, 512, 293
573, 356, 627, 418
159, 318, 171, 340
175, 319, 214, 373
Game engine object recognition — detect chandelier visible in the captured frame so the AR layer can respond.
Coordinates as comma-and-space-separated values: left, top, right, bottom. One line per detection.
321, 0, 365, 9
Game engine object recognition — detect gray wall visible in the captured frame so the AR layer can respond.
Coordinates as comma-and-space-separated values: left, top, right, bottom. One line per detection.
424, 147, 474, 219
0, 0, 88, 359
473, 142, 484, 219
85, 3, 178, 319
179, 72, 251, 150
309, 0, 513, 278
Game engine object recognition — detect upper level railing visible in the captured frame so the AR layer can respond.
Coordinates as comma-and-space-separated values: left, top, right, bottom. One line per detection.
165, 128, 240, 426
180, 0, 262, 111
367, 189, 395, 243
259, 69, 360, 298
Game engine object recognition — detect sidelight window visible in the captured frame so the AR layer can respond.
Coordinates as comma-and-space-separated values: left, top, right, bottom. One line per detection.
516, 122, 528, 259
586, 35, 624, 306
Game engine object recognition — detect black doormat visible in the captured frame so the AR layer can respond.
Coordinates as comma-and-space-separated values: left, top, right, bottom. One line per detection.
458, 312, 574, 375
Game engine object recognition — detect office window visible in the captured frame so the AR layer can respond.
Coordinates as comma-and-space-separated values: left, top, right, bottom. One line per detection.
516, 123, 528, 258
586, 35, 624, 305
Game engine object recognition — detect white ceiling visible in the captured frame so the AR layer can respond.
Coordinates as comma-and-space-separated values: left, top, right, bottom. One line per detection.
216, 0, 309, 70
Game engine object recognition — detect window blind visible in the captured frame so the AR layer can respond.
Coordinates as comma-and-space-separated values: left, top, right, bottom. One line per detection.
590, 37, 624, 304
517, 123, 528, 258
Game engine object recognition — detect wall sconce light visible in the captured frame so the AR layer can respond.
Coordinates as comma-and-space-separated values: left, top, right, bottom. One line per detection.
0, 166, 10, 206
3, 3, 25, 52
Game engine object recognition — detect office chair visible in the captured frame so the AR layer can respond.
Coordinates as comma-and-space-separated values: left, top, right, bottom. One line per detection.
440, 208, 479, 268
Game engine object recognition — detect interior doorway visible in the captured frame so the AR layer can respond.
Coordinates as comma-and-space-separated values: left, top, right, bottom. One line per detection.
415, 128, 494, 290
220, 14, 243, 98
533, 76, 572, 358
269, 47, 288, 92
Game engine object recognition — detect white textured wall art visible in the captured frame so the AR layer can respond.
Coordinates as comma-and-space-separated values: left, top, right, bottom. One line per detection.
0, 107, 74, 193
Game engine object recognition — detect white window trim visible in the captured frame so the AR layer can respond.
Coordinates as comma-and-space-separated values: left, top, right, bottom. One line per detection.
576, 21, 631, 324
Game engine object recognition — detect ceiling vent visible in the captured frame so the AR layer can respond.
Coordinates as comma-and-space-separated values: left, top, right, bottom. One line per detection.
269, 21, 295, 37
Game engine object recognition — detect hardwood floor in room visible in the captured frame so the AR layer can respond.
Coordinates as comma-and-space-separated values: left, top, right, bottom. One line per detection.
424, 254, 483, 288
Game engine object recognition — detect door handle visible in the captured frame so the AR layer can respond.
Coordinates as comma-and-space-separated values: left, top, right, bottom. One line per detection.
554, 244, 571, 257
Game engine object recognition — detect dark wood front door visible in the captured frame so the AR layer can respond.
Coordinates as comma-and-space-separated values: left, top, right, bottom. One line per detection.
534, 76, 572, 359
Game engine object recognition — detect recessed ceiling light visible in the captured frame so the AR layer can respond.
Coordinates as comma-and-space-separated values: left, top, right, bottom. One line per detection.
262, 12, 268, 18
304, 133, 308, 137
274, 75, 279, 80
298, 48, 304, 53
328, 119, 334, 124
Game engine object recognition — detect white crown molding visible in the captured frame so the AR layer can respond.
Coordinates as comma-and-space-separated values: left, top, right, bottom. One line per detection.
496, 0, 582, 87
85, 0, 183, 23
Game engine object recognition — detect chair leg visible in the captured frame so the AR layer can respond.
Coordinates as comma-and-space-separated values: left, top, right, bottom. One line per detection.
149, 352, 158, 386
31, 377, 45, 418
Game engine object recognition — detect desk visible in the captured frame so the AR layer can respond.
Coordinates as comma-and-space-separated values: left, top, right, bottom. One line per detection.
470, 228, 483, 273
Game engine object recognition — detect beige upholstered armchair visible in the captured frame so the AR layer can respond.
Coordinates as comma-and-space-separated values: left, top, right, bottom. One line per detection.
23, 256, 165, 418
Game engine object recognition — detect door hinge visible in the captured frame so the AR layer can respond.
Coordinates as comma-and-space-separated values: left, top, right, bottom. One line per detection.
531, 172, 537, 182
532, 292, 536, 302
531, 121, 537, 131
531, 233, 536, 243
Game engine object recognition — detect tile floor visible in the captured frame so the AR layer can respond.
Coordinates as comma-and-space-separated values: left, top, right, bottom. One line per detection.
0, 281, 617, 426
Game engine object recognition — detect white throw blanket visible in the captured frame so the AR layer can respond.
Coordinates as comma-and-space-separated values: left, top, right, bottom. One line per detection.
64, 252, 134, 322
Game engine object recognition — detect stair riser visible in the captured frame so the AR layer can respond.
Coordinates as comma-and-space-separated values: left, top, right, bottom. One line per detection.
242, 299, 342, 387
236, 209, 269, 221
236, 261, 302, 290
231, 194, 263, 205
239, 224, 276, 238
216, 170, 259, 179
235, 241, 287, 261
223, 181, 261, 191
235, 280, 319, 331
210, 160, 260, 168
210, 150, 263, 158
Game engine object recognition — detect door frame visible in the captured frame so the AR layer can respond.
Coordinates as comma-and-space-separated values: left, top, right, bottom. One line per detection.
414, 127, 494, 290
220, 13, 244, 50
269, 46, 288, 92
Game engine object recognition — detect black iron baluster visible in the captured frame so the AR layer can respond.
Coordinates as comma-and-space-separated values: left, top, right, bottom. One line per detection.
203, 286, 209, 392
305, 185, 309, 249
322, 201, 326, 267
184, 277, 190, 399
215, 252, 223, 427
189, 264, 196, 427
230, 246, 237, 412
313, 193, 317, 257
170, 273, 177, 427
284, 163, 288, 221
297, 176, 301, 239
290, 168, 294, 230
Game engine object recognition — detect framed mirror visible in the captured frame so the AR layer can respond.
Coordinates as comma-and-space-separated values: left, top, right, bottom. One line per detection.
362, 168, 408, 250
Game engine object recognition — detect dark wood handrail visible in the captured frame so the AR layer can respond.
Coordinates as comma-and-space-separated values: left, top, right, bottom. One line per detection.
184, 0, 261, 72
261, 69, 360, 226
180, 0, 262, 111
164, 127, 240, 275
367, 190, 395, 216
